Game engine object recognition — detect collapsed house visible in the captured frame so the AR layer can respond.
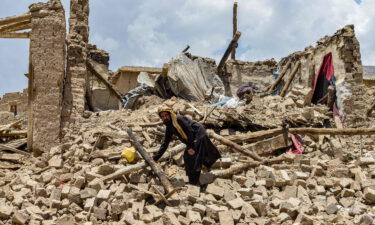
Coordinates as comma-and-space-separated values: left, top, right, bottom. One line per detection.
0, 0, 375, 224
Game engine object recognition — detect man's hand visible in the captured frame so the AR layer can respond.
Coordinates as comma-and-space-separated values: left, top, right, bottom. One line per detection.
187, 148, 195, 155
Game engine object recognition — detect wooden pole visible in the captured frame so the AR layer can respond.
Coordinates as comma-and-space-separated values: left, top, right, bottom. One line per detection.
87, 59, 124, 103
127, 129, 174, 194
89, 144, 185, 186
207, 130, 263, 162
217, 31, 241, 96
289, 127, 375, 135
327, 86, 335, 110
280, 61, 301, 97
0, 32, 29, 39
231, 2, 238, 60
227, 127, 284, 143
266, 59, 292, 93
0, 20, 31, 33
0, 13, 31, 26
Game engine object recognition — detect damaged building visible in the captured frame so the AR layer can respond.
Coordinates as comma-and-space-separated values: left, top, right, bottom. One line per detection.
0, 0, 374, 224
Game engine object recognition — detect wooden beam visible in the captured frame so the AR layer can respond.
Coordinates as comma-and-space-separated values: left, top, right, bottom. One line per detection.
280, 61, 301, 97
0, 20, 31, 33
243, 134, 291, 156
0, 131, 27, 137
127, 129, 174, 194
87, 59, 124, 104
89, 144, 185, 186
207, 129, 263, 162
227, 128, 284, 143
0, 144, 30, 156
0, 13, 31, 27
231, 2, 238, 60
217, 31, 241, 96
0, 32, 29, 39
266, 59, 292, 93
289, 127, 375, 135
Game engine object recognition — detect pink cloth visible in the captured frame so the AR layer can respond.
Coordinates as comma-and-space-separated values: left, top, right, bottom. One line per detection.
288, 134, 304, 154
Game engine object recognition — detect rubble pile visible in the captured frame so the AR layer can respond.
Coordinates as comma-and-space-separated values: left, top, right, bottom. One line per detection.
0, 89, 374, 225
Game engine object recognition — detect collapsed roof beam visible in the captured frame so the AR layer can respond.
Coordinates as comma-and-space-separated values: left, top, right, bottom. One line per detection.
87, 59, 124, 104
0, 20, 31, 33
0, 12, 31, 27
0, 32, 29, 39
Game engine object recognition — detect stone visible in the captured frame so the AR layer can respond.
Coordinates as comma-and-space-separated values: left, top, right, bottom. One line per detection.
186, 210, 201, 223
97, 189, 111, 202
277, 212, 291, 223
48, 155, 63, 168
61, 185, 71, 199
358, 157, 375, 166
93, 207, 107, 220
163, 212, 181, 225
282, 186, 297, 199
241, 203, 258, 218
315, 185, 325, 195
218, 211, 234, 225
205, 184, 224, 199
192, 203, 206, 215
349, 202, 367, 216
74, 176, 85, 189
187, 185, 200, 202
206, 204, 227, 220
227, 197, 245, 209
326, 203, 339, 214
0, 199, 13, 219
177, 215, 191, 225
364, 187, 375, 203
359, 214, 373, 225
238, 188, 253, 198
84, 197, 96, 211
12, 210, 30, 225
294, 213, 313, 225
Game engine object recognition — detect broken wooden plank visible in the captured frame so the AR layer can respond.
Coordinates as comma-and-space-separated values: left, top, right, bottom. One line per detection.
127, 129, 174, 194
0, 20, 31, 33
0, 144, 30, 156
266, 59, 292, 93
280, 61, 301, 97
87, 59, 124, 103
231, 2, 238, 60
243, 134, 292, 156
0, 32, 29, 39
0, 130, 27, 137
89, 144, 185, 186
227, 128, 284, 143
0, 153, 23, 162
0, 12, 31, 26
289, 127, 375, 135
207, 130, 263, 162
217, 31, 241, 96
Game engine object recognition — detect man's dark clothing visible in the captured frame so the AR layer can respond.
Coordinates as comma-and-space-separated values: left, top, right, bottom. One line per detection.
153, 115, 221, 185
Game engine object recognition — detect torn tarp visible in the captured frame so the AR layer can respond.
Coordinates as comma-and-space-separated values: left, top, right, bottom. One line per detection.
166, 53, 224, 101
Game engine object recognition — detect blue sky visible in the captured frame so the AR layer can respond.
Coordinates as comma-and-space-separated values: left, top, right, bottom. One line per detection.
0, 0, 374, 97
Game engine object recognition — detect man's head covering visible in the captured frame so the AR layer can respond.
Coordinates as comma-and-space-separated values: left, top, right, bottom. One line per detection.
158, 106, 188, 140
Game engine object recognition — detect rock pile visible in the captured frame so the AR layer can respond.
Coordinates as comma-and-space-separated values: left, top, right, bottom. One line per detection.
0, 87, 374, 224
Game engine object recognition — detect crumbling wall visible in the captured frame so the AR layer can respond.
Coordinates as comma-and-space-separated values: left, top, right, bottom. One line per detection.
62, 0, 89, 124
0, 89, 28, 113
278, 25, 362, 117
28, 0, 66, 153
86, 44, 119, 111
226, 59, 277, 94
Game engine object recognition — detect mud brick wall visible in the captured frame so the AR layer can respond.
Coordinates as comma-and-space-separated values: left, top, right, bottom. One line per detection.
62, 0, 89, 124
278, 25, 362, 117
226, 59, 277, 93
29, 0, 66, 153
0, 89, 28, 112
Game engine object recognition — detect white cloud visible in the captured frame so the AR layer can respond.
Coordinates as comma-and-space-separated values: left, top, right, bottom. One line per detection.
1, 0, 375, 96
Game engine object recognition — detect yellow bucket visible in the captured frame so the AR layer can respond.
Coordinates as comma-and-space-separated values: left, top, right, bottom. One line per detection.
121, 146, 136, 163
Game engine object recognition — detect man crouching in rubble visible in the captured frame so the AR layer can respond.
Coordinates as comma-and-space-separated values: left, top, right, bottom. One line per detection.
153, 106, 221, 186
